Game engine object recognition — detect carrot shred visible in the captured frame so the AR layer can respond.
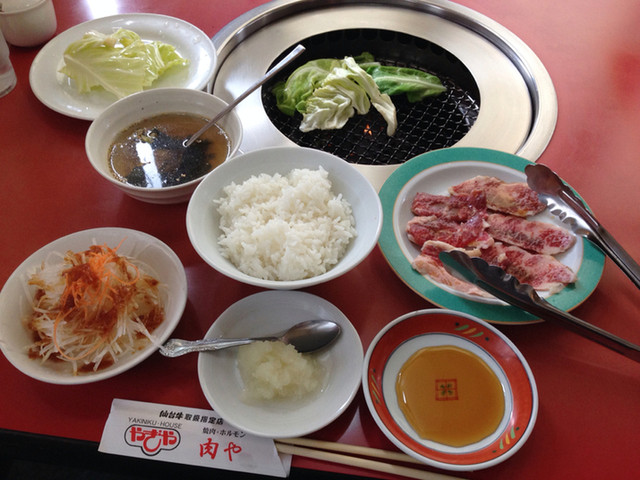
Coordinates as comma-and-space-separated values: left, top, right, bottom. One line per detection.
26, 241, 164, 373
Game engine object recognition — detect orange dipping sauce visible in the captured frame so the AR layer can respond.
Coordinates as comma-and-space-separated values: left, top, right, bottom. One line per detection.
396, 345, 505, 447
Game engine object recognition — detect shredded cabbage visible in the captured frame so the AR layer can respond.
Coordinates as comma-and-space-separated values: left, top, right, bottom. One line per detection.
59, 28, 189, 99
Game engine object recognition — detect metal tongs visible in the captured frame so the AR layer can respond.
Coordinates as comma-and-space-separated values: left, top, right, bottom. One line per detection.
525, 163, 640, 289
440, 251, 640, 363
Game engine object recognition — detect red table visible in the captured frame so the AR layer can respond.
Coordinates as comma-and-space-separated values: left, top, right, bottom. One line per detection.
2, 1, 640, 479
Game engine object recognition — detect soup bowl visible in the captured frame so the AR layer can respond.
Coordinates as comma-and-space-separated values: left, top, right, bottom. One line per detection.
85, 87, 243, 204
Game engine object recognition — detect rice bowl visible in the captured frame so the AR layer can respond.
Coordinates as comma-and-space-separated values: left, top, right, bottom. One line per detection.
186, 146, 383, 289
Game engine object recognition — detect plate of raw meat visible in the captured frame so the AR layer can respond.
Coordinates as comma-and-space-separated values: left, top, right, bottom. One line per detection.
378, 147, 605, 324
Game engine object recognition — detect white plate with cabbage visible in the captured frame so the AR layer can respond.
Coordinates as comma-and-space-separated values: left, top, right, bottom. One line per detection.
29, 13, 216, 120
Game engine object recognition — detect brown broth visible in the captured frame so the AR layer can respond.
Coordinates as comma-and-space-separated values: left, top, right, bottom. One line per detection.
396, 345, 505, 447
108, 113, 230, 188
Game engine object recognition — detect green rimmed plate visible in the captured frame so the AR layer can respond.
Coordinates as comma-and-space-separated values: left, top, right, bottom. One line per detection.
378, 147, 604, 324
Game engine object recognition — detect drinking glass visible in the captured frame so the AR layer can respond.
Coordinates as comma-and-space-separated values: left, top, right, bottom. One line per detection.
0, 29, 17, 97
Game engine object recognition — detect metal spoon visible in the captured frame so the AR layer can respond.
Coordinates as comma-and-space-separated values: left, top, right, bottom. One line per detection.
159, 319, 341, 357
183, 44, 306, 147
525, 163, 640, 289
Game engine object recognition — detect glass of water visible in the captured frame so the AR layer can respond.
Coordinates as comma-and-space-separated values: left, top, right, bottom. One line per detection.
0, 29, 17, 97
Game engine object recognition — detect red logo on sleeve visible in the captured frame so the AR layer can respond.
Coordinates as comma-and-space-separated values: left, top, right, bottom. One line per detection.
125, 425, 181, 456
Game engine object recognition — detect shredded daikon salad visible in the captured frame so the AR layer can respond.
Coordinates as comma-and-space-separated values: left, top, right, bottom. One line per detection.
25, 241, 165, 374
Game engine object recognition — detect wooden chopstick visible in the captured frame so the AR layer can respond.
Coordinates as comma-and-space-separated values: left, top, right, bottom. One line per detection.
276, 436, 423, 464
274, 438, 467, 480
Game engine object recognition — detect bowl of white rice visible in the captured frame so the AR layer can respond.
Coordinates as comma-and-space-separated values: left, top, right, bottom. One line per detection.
186, 146, 383, 289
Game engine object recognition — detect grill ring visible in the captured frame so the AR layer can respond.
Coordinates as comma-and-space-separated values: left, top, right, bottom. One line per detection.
212, 0, 556, 189
261, 29, 480, 166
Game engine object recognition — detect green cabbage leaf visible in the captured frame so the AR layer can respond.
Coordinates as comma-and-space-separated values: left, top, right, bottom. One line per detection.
273, 58, 342, 116
363, 65, 447, 102
355, 51, 447, 101
272, 52, 445, 135
59, 28, 189, 99
273, 56, 397, 135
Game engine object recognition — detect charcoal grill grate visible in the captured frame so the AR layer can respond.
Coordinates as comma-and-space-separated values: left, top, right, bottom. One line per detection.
261, 29, 480, 166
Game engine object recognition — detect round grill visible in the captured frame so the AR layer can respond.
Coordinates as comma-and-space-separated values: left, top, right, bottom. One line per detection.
261, 28, 480, 166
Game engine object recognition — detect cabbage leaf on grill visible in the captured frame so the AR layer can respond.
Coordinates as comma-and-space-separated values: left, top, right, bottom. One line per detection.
363, 65, 447, 102
273, 55, 397, 135
272, 52, 445, 135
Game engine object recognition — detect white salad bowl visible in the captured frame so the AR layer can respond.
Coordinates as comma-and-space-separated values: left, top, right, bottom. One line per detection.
0, 228, 188, 385
85, 87, 243, 204
186, 146, 383, 289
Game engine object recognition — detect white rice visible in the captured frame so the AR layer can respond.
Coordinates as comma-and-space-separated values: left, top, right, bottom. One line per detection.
215, 167, 357, 281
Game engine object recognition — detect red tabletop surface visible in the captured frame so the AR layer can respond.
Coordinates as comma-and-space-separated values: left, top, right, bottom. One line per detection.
2, 1, 640, 479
